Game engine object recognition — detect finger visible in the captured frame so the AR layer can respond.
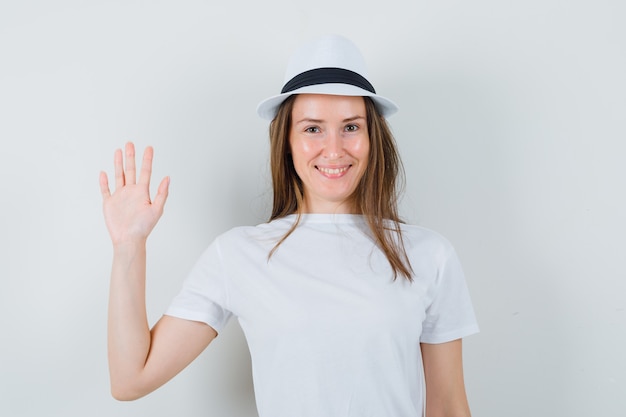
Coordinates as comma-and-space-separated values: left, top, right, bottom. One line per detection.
99, 171, 111, 199
125, 142, 137, 185
113, 148, 125, 190
152, 176, 170, 212
138, 146, 154, 187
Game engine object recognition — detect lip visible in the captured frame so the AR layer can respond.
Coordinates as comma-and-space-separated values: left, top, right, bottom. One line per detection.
316, 164, 351, 177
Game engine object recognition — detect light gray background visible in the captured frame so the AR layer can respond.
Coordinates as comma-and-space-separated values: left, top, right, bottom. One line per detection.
1, 1, 624, 416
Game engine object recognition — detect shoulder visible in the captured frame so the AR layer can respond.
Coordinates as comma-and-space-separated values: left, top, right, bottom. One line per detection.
212, 217, 295, 248
398, 223, 457, 261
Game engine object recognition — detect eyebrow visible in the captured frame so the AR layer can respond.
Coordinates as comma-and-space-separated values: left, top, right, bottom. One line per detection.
294, 115, 366, 125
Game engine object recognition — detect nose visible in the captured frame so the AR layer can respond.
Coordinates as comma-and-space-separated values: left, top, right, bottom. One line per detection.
323, 131, 344, 159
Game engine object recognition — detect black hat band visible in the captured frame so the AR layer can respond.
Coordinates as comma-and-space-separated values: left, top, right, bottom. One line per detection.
281, 67, 376, 94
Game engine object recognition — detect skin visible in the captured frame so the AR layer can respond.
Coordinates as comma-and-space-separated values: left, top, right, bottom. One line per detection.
422, 340, 472, 417
100, 97, 472, 416
100, 143, 216, 400
289, 94, 370, 214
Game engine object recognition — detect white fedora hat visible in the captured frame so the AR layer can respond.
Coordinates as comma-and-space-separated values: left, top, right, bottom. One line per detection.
256, 34, 398, 120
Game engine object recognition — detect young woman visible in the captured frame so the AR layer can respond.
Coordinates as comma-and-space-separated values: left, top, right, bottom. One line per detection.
99, 35, 478, 417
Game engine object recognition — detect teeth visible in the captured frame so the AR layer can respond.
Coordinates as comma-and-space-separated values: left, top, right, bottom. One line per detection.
318, 166, 348, 175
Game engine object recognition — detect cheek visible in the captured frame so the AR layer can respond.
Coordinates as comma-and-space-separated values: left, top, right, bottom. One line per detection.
296, 142, 311, 156
290, 138, 319, 163
288, 140, 307, 173
350, 136, 370, 160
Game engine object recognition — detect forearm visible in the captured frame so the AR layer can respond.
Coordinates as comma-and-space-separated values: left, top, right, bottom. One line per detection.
107, 240, 151, 399
101, 143, 178, 400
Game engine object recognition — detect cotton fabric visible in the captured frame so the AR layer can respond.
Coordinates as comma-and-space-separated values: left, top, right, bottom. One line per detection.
166, 214, 478, 417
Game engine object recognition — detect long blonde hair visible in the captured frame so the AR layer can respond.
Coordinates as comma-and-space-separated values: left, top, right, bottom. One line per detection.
268, 95, 413, 281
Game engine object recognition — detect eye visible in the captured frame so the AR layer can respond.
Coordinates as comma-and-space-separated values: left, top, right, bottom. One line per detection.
344, 124, 359, 132
305, 126, 321, 133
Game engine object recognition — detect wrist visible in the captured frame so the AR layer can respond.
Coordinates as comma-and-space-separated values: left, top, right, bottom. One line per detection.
112, 239, 148, 255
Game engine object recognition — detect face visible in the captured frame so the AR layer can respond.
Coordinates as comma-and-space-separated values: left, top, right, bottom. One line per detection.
289, 94, 370, 214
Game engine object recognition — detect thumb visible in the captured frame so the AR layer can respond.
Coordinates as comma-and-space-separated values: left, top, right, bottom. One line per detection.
153, 176, 170, 211
99, 171, 111, 199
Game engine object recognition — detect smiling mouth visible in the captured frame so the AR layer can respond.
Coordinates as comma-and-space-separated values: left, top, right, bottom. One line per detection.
317, 166, 350, 175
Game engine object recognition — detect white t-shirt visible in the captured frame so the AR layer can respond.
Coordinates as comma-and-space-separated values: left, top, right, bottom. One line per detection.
166, 214, 479, 417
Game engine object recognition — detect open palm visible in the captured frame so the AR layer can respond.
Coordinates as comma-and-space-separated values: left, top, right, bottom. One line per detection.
99, 142, 169, 245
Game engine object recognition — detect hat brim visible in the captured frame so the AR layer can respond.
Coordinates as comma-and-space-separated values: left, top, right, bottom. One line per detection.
256, 83, 398, 120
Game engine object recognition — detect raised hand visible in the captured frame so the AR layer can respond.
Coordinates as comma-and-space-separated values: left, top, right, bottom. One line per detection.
99, 142, 170, 246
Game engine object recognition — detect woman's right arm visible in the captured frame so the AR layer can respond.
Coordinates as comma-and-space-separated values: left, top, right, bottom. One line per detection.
100, 142, 217, 400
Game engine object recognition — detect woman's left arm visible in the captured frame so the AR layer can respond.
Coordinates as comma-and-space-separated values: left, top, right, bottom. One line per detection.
421, 339, 472, 417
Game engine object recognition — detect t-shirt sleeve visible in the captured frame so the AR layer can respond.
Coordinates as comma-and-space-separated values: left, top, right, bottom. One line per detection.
420, 244, 479, 344
165, 238, 233, 334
